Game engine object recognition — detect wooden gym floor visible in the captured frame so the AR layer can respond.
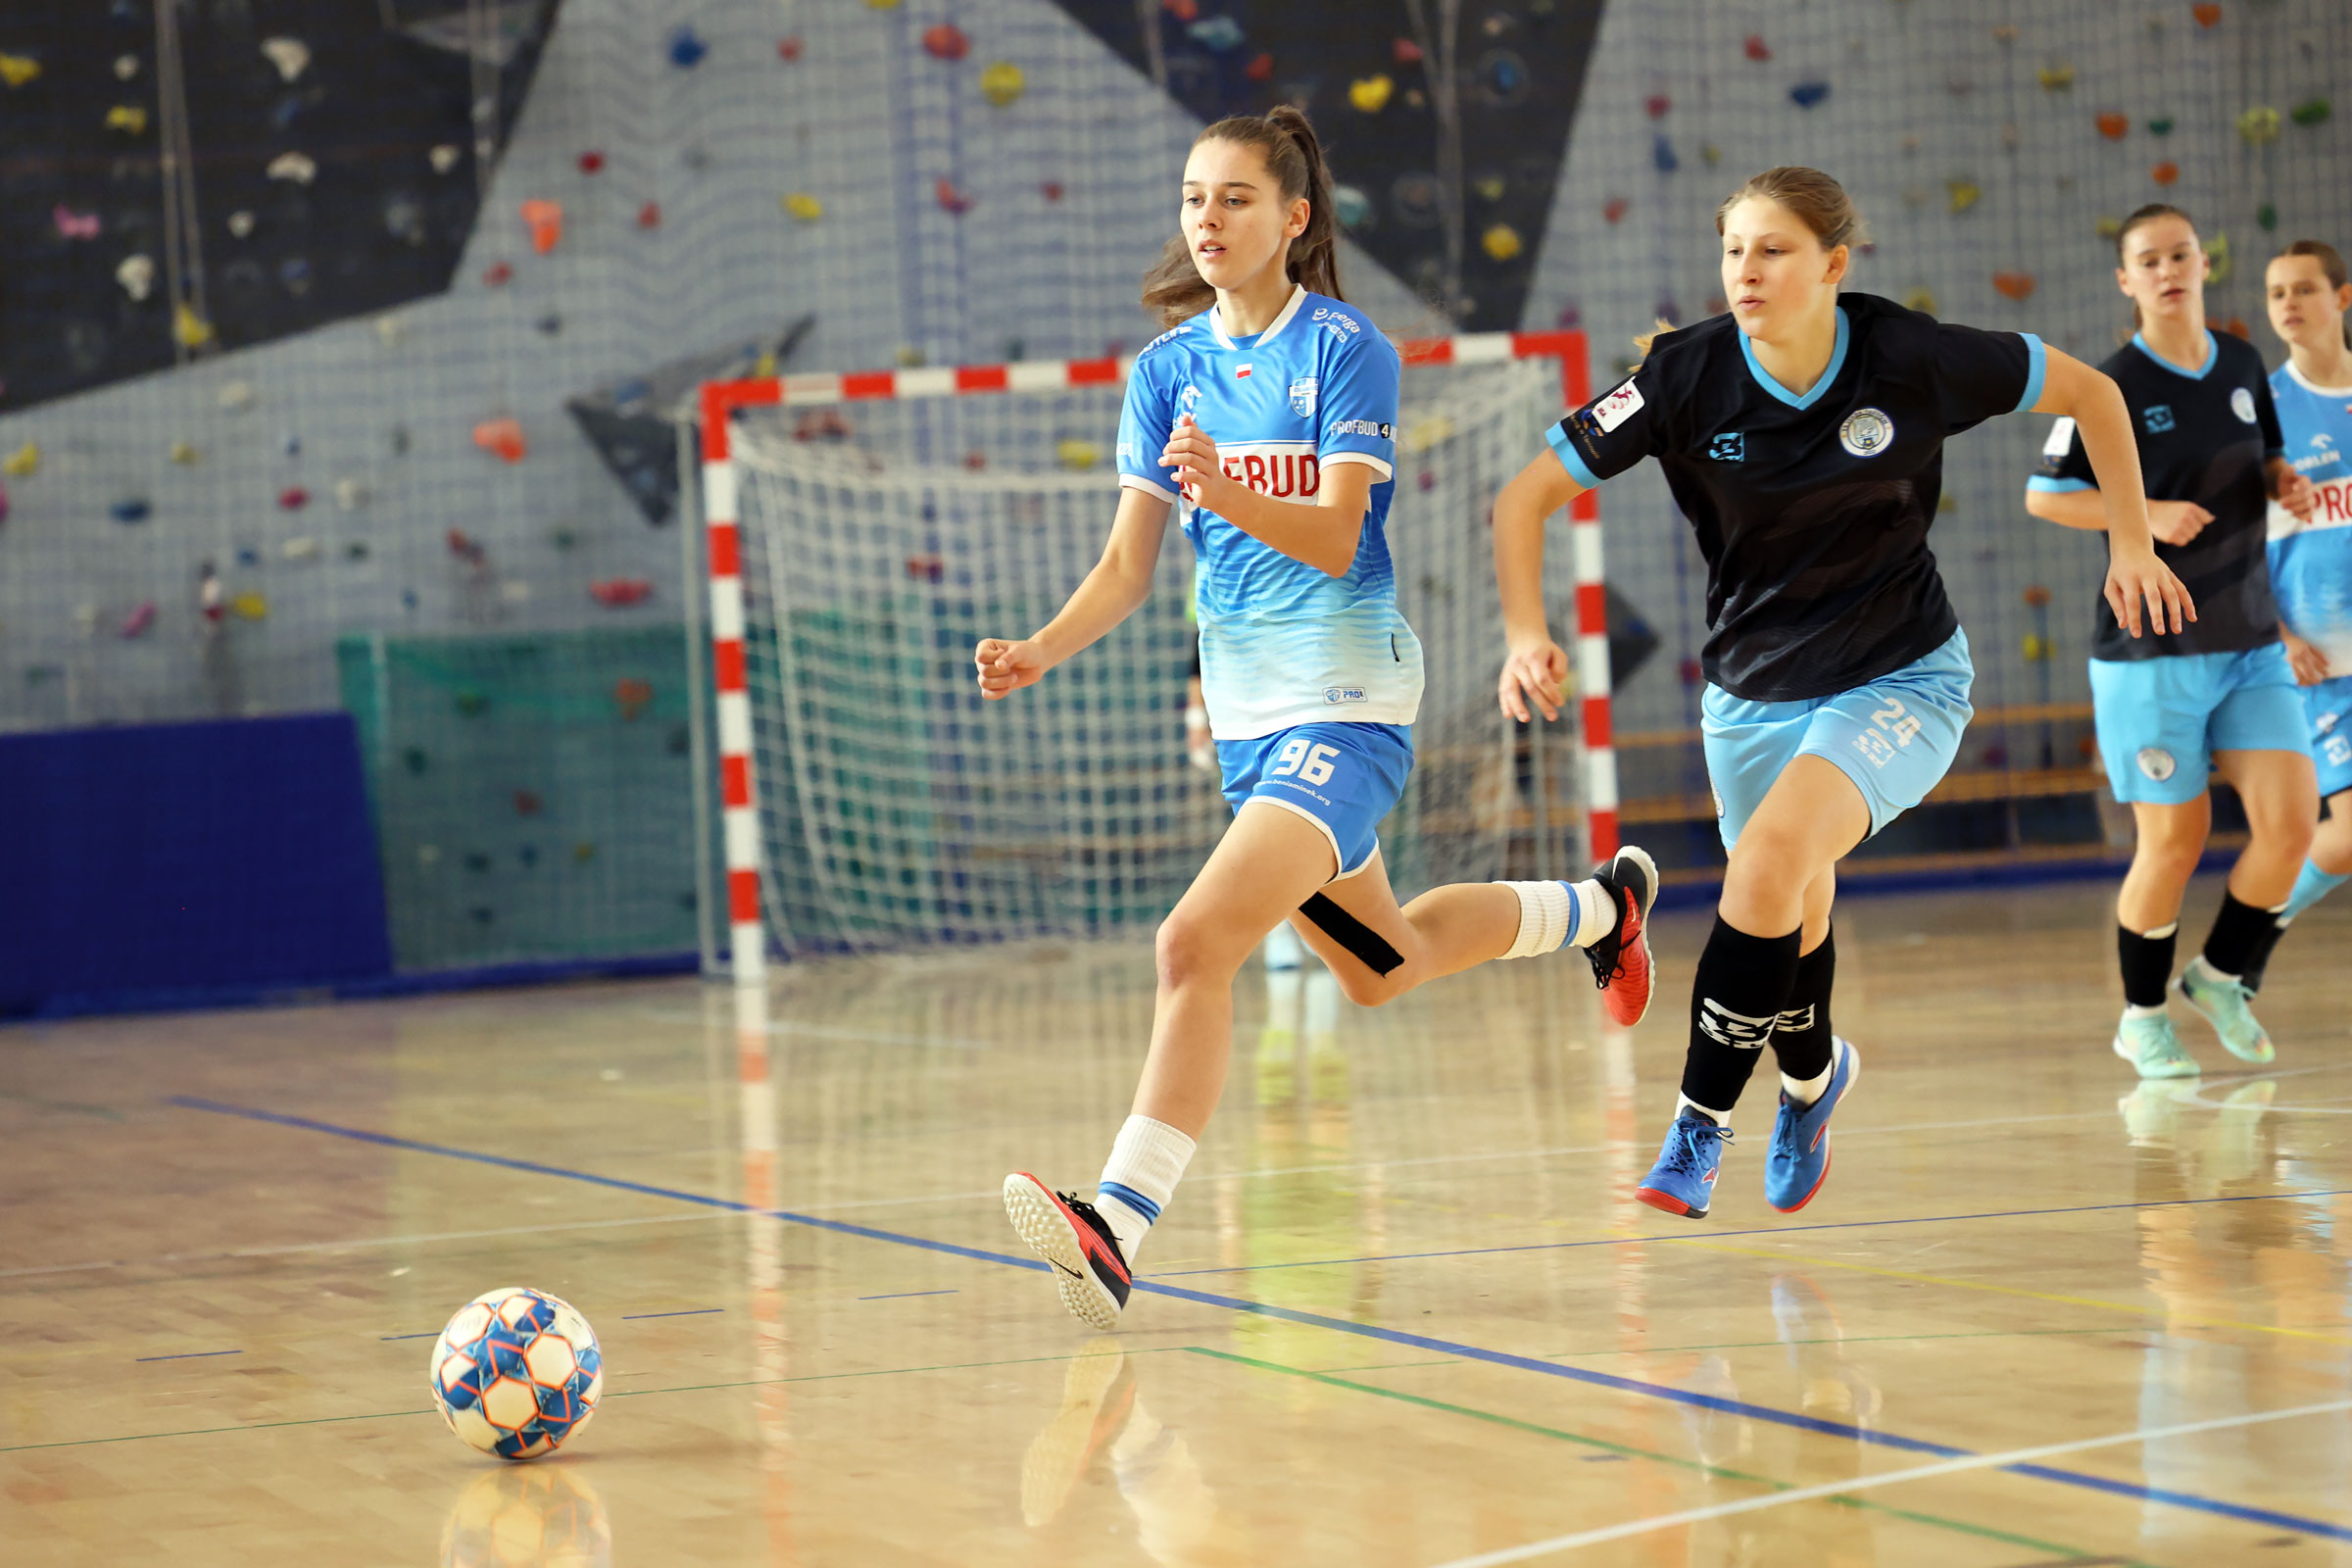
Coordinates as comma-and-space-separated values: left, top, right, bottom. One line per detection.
4, 873, 2350, 1566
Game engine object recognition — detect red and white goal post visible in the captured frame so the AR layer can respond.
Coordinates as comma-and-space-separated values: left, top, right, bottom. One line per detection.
698, 330, 1614, 983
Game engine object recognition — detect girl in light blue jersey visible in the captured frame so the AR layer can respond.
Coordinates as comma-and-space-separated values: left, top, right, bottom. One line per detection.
980, 107, 1659, 1331
2248, 240, 2352, 990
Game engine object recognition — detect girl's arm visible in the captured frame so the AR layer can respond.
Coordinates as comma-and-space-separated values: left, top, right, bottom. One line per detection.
1490, 451, 1588, 722
1160, 415, 1373, 577
2021, 348, 2195, 637
2267, 454, 2318, 519
974, 487, 1170, 698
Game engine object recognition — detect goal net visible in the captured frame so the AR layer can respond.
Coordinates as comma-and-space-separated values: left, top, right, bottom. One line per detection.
701, 340, 1603, 964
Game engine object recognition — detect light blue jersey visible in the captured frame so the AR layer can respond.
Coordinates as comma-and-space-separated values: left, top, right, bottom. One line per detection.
2268, 360, 2352, 668
1116, 286, 1419, 739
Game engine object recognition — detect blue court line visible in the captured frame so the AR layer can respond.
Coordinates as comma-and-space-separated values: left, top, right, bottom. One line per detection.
135, 1349, 241, 1362
859, 1290, 959, 1301
621, 1307, 726, 1320
378, 1332, 439, 1342
1150, 1187, 2352, 1277
163, 1095, 2352, 1544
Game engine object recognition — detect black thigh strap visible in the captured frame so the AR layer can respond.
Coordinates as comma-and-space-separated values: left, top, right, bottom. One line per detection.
1298, 893, 1404, 976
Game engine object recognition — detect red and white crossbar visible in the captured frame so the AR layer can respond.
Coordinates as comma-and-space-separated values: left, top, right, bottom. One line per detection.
700, 330, 1612, 980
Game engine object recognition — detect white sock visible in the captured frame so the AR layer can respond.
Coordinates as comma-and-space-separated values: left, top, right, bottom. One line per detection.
2186, 952, 2236, 983
1095, 1115, 1196, 1262
1674, 1093, 1731, 1129
1781, 1036, 1843, 1106
2123, 1002, 2168, 1021
1496, 879, 1615, 958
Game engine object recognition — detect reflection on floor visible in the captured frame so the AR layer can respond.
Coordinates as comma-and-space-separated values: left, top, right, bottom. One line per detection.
3, 876, 2350, 1566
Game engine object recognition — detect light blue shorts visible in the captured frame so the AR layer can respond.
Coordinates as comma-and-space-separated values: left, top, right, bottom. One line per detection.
1702, 628, 1975, 853
2088, 645, 2308, 805
1218, 721, 1412, 881
2304, 673, 2352, 799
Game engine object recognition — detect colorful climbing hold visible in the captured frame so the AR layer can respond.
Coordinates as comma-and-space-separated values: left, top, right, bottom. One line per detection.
2236, 106, 2280, 145
514, 790, 543, 816
1701, 144, 1721, 167
1391, 36, 1423, 66
1188, 16, 1243, 51
1652, 135, 1679, 173
589, 578, 654, 607
520, 199, 562, 253
1992, 271, 2036, 301
227, 210, 255, 237
266, 150, 316, 183
260, 36, 308, 81
1481, 223, 1523, 263
2147, 117, 2175, 136
778, 36, 803, 62
1334, 184, 1371, 227
333, 478, 367, 510
577, 150, 605, 174
1349, 74, 1394, 114
535, 312, 561, 335
172, 304, 214, 348
2258, 202, 2278, 231
1788, 81, 1830, 110
106, 105, 148, 134
120, 601, 155, 639
783, 192, 823, 221
280, 536, 318, 561
110, 497, 151, 523
482, 261, 513, 285
219, 381, 255, 413
572, 843, 597, 864
1990, 24, 2018, 43
447, 529, 485, 564
116, 254, 155, 301
1903, 287, 1938, 316
1946, 179, 1982, 213
0, 53, 41, 87
2221, 316, 2250, 340
922, 23, 969, 61
1056, 440, 1101, 472
2152, 161, 2180, 185
2191, 3, 2221, 27
54, 206, 99, 240
1644, 94, 1671, 120
2290, 98, 2330, 127
429, 143, 460, 173
2037, 64, 2075, 92
473, 418, 526, 464
668, 26, 708, 68
2094, 214, 2124, 239
936, 178, 973, 216
2096, 111, 2129, 139
231, 592, 268, 621
2204, 231, 2232, 284
1245, 51, 1273, 83
613, 678, 654, 720
170, 441, 197, 465
1602, 196, 1629, 224
1743, 34, 1771, 62
637, 200, 662, 228
455, 692, 489, 718
980, 61, 1024, 107
278, 486, 309, 511
1162, 0, 1199, 22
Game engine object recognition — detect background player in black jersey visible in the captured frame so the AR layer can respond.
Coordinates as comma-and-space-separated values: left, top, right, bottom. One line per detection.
1492, 167, 2187, 1219
2026, 204, 2320, 1079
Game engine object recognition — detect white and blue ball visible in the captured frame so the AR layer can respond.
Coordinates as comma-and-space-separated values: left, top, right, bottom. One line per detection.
429, 1287, 604, 1459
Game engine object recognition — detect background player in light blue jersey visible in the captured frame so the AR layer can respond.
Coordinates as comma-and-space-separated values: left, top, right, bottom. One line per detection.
2246, 239, 2352, 991
977, 107, 1659, 1332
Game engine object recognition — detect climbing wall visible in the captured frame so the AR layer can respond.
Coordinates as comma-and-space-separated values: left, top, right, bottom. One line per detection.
1522, 0, 2352, 854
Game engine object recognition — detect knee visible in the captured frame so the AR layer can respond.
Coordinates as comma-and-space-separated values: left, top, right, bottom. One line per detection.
1330, 962, 1409, 1008
2132, 816, 2209, 873
2248, 793, 2320, 857
1154, 915, 1243, 994
1725, 821, 1813, 898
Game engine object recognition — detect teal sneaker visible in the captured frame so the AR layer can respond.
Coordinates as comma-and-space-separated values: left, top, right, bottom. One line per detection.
2175, 957, 2276, 1063
2113, 1012, 2200, 1079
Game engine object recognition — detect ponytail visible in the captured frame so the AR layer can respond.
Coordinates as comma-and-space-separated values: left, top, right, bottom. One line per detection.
1140, 106, 1346, 330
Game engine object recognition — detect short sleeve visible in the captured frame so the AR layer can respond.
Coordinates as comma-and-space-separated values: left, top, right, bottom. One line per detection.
1548, 360, 1670, 489
1317, 337, 1400, 480
1115, 362, 1179, 503
2253, 369, 2286, 458
2027, 415, 2095, 494
1933, 322, 2045, 435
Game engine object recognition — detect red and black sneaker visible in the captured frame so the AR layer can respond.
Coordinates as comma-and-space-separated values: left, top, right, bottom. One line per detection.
1586, 845, 1660, 1027
1004, 1173, 1133, 1330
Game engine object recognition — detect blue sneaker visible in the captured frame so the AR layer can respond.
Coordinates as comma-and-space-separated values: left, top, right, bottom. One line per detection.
1765, 1039, 1858, 1213
1636, 1112, 1731, 1217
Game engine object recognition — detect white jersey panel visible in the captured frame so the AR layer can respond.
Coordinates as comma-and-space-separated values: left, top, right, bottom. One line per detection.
1115, 287, 1419, 739
2268, 363, 2352, 669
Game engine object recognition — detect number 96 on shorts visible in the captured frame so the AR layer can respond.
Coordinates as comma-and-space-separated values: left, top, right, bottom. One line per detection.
1213, 721, 1415, 881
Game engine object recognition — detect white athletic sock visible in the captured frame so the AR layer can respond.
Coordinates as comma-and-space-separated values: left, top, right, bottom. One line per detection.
1496, 880, 1616, 958
1675, 1093, 1731, 1129
1781, 1036, 1843, 1106
2123, 1002, 2168, 1021
1095, 1115, 1196, 1262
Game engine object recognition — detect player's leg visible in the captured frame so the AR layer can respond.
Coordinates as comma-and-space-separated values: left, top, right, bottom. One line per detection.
2091, 654, 2217, 1079
1761, 863, 1858, 1212
2245, 673, 2352, 993
1004, 796, 1333, 1330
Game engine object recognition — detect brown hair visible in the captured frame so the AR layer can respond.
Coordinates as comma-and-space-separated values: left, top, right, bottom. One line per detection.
2116, 204, 2198, 330
1636, 168, 1865, 358
1140, 105, 1343, 330
2273, 238, 2352, 350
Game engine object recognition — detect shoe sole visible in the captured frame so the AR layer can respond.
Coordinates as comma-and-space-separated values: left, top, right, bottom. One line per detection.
1603, 845, 1661, 1028
2111, 1033, 2200, 1080
1003, 1175, 1126, 1331
2171, 976, 2276, 1063
1768, 1047, 1859, 1214
1634, 1184, 1708, 1219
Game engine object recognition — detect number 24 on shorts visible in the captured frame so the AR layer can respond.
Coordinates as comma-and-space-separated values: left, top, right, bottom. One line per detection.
1271, 739, 1343, 786
1852, 698, 1921, 770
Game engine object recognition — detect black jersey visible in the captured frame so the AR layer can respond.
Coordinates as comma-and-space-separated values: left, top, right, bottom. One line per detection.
2031, 329, 2285, 662
1550, 292, 2042, 702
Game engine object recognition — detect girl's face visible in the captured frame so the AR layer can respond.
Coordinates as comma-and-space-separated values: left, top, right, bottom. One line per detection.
2265, 254, 2352, 355
2115, 216, 2207, 326
1181, 137, 1306, 294
1719, 195, 1846, 339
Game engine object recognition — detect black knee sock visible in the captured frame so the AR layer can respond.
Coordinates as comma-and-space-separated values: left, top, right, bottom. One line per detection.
2117, 922, 2176, 1008
1681, 916, 1802, 1119
1772, 928, 1837, 1087
2202, 892, 2283, 981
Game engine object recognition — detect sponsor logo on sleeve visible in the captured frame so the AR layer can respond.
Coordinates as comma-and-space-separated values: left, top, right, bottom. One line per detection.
2037, 416, 2077, 475
1328, 418, 1391, 440
2230, 386, 2258, 423
1591, 378, 1645, 434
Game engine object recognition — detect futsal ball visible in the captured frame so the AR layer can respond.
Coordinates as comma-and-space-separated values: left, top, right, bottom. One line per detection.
429, 1286, 604, 1460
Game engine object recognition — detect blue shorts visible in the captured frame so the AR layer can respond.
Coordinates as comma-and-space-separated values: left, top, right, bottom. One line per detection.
2303, 673, 2352, 799
1218, 722, 1412, 881
1702, 627, 1975, 853
2088, 645, 2308, 805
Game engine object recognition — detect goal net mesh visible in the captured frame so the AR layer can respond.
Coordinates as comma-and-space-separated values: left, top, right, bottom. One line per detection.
725, 360, 1576, 956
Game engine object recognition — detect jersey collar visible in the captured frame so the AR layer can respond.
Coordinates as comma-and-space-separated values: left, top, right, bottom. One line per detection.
1740, 307, 1849, 410
2284, 358, 2352, 398
2131, 328, 2219, 379
1207, 284, 1308, 351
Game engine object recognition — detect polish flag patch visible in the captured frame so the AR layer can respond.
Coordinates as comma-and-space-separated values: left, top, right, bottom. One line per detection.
1236, 363, 1252, 378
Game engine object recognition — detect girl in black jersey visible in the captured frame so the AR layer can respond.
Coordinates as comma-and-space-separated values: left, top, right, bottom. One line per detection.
1492, 168, 2187, 1219
2025, 204, 2320, 1079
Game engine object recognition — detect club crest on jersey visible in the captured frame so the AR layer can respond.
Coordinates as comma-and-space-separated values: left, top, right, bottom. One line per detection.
1838, 407, 1894, 458
2137, 747, 2177, 782
2230, 386, 2258, 424
2143, 404, 2175, 434
1289, 376, 1319, 416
